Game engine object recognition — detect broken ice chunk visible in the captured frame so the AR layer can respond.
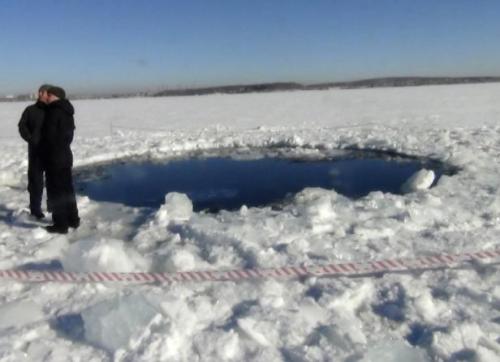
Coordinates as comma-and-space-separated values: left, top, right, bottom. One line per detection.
0, 300, 44, 329
81, 294, 159, 352
362, 340, 430, 361
401, 169, 435, 193
155, 192, 193, 226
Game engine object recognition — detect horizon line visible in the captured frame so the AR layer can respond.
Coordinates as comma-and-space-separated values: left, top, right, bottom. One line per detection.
3, 75, 500, 98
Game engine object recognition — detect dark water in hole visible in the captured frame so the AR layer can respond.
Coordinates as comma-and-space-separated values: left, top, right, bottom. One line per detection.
76, 156, 452, 212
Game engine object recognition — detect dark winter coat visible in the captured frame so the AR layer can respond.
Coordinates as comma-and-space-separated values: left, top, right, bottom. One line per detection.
18, 101, 46, 151
41, 99, 76, 169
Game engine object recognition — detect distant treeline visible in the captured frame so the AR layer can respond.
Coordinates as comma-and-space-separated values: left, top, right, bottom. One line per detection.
3, 76, 500, 102
154, 76, 500, 97
154, 82, 303, 97
0, 95, 34, 102
312, 76, 500, 89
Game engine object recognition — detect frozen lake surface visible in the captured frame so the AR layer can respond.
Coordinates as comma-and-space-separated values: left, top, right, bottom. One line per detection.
1, 84, 500, 361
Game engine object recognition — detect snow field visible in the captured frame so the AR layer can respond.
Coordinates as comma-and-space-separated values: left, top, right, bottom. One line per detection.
0, 84, 500, 360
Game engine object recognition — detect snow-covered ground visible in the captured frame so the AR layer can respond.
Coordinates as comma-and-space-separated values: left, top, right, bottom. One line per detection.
1, 83, 500, 361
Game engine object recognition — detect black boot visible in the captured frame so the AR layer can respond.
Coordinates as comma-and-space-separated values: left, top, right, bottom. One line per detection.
45, 224, 68, 234
69, 218, 80, 229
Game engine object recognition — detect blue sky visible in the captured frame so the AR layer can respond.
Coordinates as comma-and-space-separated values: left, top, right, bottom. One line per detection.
1, 0, 500, 95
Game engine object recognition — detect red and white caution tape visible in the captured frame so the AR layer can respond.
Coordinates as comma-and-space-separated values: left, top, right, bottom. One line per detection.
1, 249, 499, 285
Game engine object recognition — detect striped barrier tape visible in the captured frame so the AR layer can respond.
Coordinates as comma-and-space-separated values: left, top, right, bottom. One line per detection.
0, 248, 499, 285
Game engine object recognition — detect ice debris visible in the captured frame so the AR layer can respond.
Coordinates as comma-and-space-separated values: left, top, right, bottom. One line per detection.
62, 237, 149, 272
155, 192, 193, 226
0, 300, 44, 329
401, 169, 435, 193
82, 294, 160, 352
362, 340, 430, 361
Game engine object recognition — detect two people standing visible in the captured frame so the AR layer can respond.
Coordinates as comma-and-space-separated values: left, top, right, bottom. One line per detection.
18, 85, 80, 234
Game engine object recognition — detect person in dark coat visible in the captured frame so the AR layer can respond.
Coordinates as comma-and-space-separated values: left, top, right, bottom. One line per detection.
18, 84, 52, 219
42, 86, 80, 234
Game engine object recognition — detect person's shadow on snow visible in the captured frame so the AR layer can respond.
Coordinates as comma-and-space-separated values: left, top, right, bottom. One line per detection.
0, 204, 44, 229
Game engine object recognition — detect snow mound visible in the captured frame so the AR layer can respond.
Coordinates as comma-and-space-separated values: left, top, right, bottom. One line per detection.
401, 169, 435, 193
82, 294, 160, 352
164, 248, 198, 271
155, 192, 193, 226
62, 237, 149, 272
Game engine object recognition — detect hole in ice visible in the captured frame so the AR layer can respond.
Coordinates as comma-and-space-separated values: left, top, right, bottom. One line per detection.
75, 148, 458, 213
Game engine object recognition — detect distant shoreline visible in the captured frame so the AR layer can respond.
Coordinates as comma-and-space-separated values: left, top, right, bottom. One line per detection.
2, 76, 500, 102
153, 77, 500, 97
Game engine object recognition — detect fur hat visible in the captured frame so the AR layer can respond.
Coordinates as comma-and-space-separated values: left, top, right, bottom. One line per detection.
47, 86, 66, 99
38, 84, 53, 92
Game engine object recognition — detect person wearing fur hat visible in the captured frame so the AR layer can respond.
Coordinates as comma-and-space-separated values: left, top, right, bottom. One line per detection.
42, 86, 80, 234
